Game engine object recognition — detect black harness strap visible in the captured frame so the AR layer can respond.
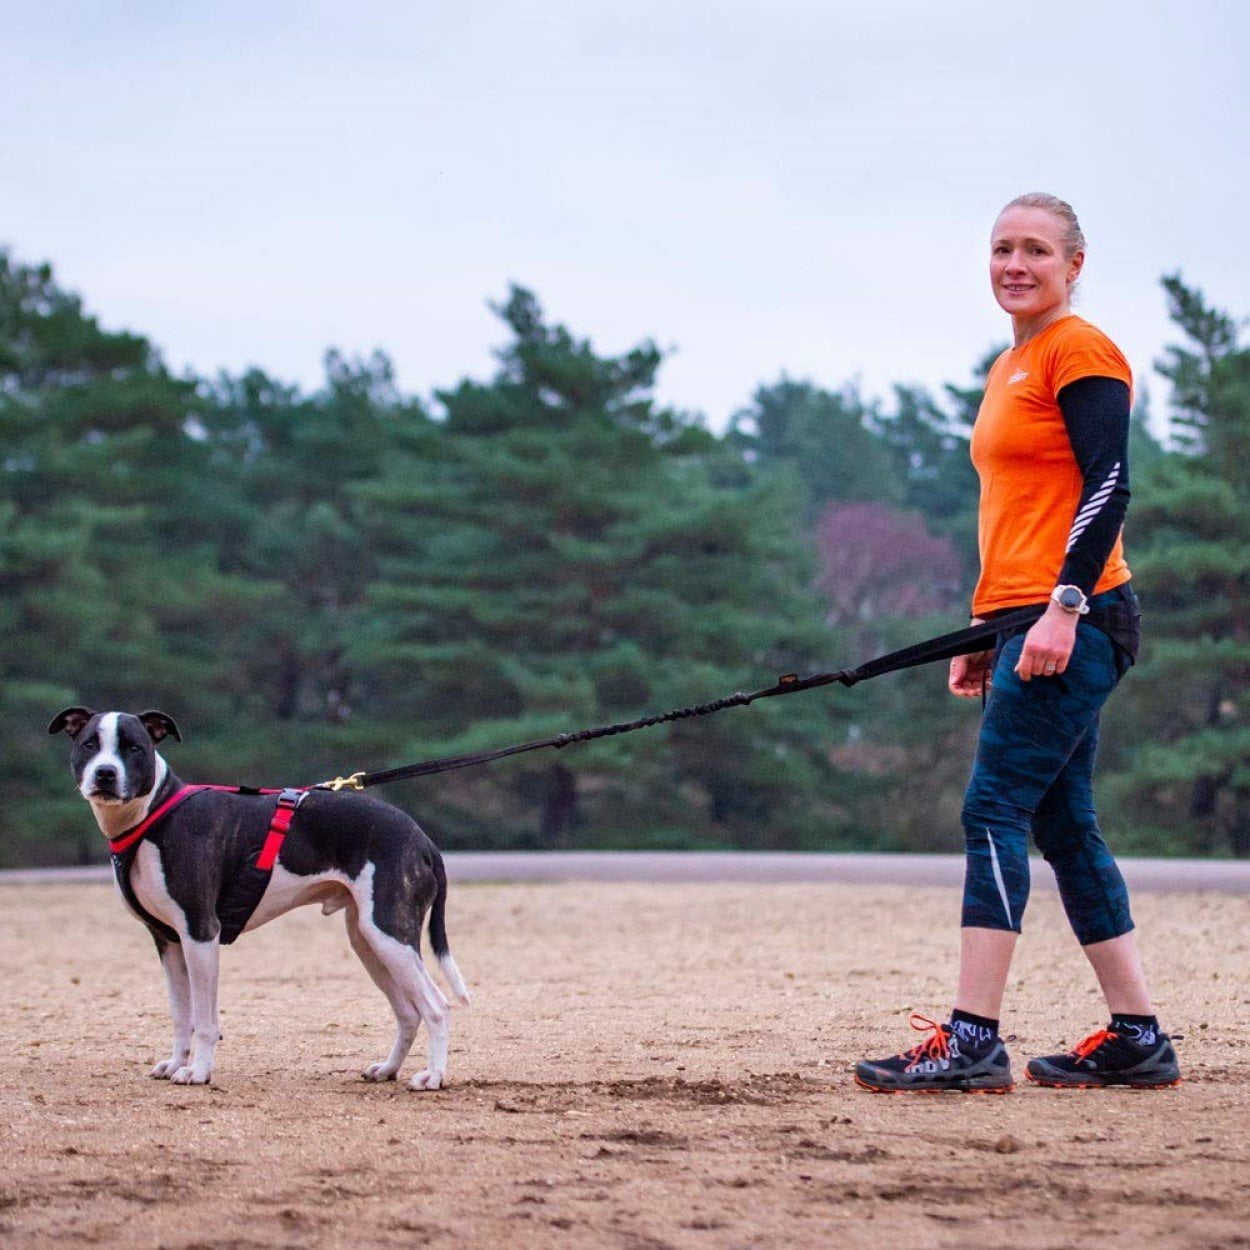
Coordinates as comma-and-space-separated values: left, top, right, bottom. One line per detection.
215, 789, 305, 944
329, 605, 1049, 791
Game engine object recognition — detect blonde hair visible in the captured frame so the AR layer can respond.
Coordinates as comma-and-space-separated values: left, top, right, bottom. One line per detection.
1001, 192, 1086, 259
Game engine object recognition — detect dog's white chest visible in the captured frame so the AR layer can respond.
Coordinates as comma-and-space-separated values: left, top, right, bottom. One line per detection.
123, 842, 189, 933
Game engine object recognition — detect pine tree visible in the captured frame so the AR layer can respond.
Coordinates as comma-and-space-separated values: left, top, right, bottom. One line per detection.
188, 352, 437, 785
0, 251, 241, 862
1102, 276, 1250, 855
351, 288, 850, 848
726, 378, 902, 521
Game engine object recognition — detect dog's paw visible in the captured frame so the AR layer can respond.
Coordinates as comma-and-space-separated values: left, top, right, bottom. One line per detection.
407, 1069, 443, 1091
361, 1063, 398, 1083
170, 1065, 212, 1085
150, 1058, 184, 1079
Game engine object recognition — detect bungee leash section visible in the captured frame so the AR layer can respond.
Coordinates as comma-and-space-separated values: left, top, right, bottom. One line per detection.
319, 605, 1047, 792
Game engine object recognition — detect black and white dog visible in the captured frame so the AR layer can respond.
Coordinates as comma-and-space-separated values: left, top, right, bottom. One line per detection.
49, 707, 469, 1090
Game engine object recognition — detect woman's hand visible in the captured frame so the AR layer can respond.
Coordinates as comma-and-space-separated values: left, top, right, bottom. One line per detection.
1015, 601, 1080, 680
949, 650, 994, 698
950, 618, 993, 698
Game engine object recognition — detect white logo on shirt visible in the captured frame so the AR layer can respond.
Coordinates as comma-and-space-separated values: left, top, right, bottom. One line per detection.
1008, 370, 1029, 385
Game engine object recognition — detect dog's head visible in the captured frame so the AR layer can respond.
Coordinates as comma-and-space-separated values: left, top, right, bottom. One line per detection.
48, 708, 182, 806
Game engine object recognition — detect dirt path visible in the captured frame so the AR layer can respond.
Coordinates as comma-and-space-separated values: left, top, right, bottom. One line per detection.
2, 879, 1247, 1248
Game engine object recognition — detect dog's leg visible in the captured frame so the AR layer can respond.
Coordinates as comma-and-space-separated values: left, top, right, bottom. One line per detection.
406, 970, 451, 1093
393, 948, 450, 1091
150, 936, 193, 1079
344, 907, 421, 1082
397, 952, 451, 1091
351, 915, 450, 1091
172, 937, 221, 1085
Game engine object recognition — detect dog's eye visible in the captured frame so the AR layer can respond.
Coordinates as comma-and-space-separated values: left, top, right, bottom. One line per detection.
83, 736, 98, 750
126, 743, 145, 754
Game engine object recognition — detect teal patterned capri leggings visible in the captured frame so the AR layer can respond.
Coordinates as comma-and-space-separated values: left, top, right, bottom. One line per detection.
960, 591, 1136, 946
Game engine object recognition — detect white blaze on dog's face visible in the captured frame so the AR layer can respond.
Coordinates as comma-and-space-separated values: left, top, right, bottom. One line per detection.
73, 713, 159, 803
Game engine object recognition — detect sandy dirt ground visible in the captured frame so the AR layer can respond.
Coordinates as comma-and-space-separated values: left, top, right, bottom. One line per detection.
2, 878, 1248, 1249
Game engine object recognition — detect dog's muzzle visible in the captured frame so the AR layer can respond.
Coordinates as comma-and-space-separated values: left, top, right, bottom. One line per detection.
86, 766, 127, 801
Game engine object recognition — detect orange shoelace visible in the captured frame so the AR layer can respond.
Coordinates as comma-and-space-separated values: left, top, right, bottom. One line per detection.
901, 1014, 951, 1071
1071, 1028, 1117, 1059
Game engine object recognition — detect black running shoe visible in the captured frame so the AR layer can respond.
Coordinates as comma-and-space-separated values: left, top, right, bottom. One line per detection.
1026, 1026, 1181, 1089
855, 1014, 1015, 1094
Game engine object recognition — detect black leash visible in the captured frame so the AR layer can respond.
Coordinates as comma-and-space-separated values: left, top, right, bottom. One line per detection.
319, 605, 1046, 791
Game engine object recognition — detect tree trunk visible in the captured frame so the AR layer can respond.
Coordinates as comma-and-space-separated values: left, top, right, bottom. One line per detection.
274, 644, 302, 721
1230, 791, 1250, 858
540, 763, 578, 847
1189, 682, 1227, 848
1190, 774, 1220, 819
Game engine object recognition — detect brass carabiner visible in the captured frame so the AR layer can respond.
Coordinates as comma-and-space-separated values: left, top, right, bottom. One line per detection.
322, 771, 366, 792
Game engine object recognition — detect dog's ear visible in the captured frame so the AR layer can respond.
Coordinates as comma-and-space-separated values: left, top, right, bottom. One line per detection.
48, 707, 96, 738
139, 711, 183, 745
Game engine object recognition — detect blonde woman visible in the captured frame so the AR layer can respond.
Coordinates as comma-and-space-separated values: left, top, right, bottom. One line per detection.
855, 194, 1179, 1093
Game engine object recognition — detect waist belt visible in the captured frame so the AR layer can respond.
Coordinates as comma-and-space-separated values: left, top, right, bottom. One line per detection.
110, 786, 306, 945
984, 583, 1141, 665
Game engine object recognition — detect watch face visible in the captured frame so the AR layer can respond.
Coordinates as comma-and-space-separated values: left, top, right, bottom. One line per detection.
1059, 588, 1082, 608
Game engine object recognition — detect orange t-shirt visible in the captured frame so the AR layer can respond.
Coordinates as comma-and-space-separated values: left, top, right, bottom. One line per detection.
970, 315, 1132, 616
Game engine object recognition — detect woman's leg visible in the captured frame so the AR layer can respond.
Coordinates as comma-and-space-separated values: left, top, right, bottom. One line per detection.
1023, 652, 1180, 1086
954, 927, 1018, 1019
1026, 918, 1178, 1087
956, 628, 1122, 1015
1082, 933, 1154, 1014
855, 628, 1120, 1093
1031, 722, 1154, 1013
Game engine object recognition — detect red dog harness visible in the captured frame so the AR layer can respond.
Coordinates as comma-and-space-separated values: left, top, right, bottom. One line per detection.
110, 785, 307, 944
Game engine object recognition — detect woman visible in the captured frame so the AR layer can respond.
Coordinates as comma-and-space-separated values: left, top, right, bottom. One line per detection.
855, 193, 1180, 1092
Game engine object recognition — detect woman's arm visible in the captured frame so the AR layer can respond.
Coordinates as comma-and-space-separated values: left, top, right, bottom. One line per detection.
1054, 374, 1132, 596
1015, 374, 1131, 681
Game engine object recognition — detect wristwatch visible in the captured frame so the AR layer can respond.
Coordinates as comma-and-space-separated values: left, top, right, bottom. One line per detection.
1051, 585, 1090, 615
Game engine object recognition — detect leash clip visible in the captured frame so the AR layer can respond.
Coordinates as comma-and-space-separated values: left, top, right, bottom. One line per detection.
323, 771, 366, 792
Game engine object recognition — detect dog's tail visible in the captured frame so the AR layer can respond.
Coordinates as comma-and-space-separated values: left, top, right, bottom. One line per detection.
428, 851, 471, 1005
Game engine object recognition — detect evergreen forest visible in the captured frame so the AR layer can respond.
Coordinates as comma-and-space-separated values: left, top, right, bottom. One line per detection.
4, 251, 1248, 865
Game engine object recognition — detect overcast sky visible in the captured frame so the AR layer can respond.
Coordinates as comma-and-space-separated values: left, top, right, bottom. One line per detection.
6, 1, 1247, 432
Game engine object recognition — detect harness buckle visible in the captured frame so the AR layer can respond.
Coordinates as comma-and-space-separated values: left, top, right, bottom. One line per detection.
323, 771, 366, 792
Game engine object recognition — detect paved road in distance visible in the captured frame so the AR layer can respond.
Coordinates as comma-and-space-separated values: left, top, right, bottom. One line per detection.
4, 852, 1247, 892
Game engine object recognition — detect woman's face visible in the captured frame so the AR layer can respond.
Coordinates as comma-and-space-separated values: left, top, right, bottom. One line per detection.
990, 206, 1083, 322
